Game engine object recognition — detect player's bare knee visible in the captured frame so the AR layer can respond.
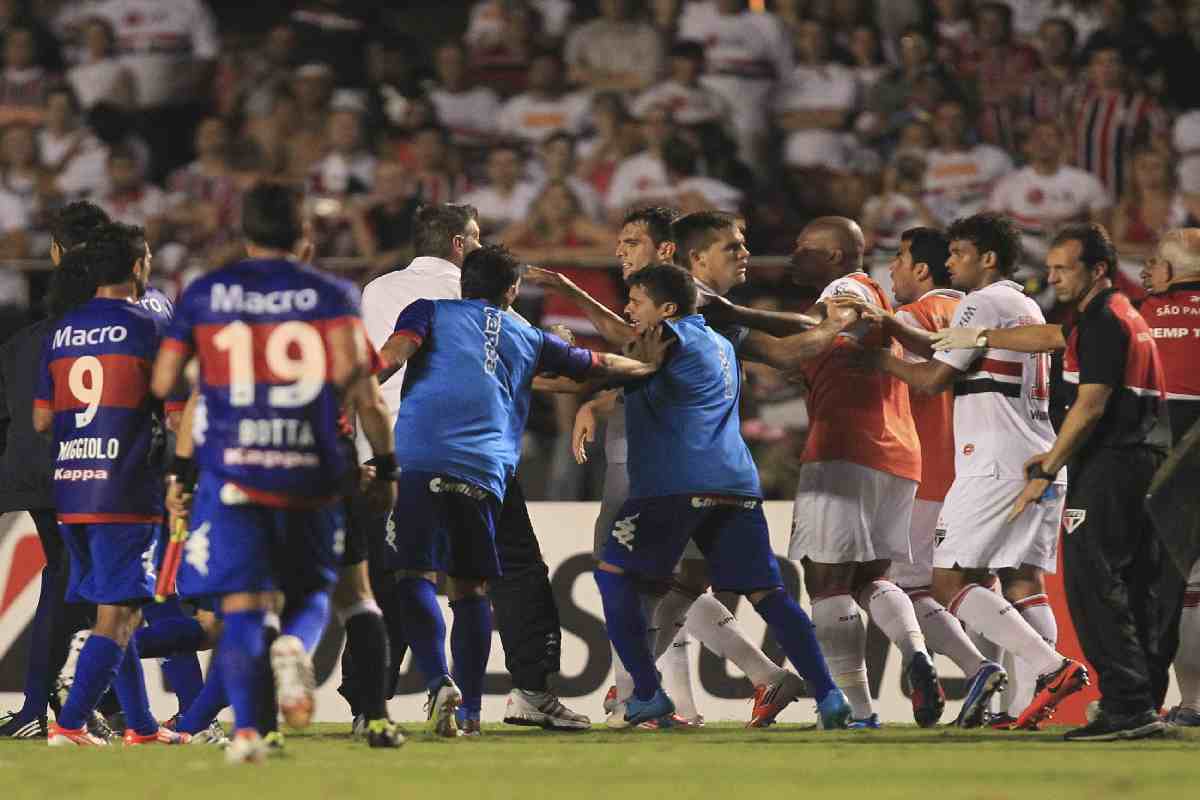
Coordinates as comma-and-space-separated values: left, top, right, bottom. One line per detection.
850, 560, 891, 594
333, 562, 373, 609
677, 558, 710, 592
447, 576, 487, 601
802, 559, 855, 598
596, 561, 625, 575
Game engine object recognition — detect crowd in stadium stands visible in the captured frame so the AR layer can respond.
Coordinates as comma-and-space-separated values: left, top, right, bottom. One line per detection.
2, 0, 1200, 498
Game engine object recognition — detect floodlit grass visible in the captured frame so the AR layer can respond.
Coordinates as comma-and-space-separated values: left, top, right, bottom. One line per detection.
2, 722, 1197, 800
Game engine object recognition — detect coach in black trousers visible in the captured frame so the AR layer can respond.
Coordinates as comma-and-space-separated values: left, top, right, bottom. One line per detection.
1010, 225, 1171, 741
0, 316, 96, 738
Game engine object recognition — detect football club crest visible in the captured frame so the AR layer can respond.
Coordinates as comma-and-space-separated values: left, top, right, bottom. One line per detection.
1063, 509, 1087, 534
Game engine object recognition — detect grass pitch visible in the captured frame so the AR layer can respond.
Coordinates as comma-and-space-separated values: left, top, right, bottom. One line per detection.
3, 723, 1197, 800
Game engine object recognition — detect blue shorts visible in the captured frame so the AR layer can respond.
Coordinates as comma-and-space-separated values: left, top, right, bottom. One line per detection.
381, 471, 502, 579
599, 494, 783, 594
177, 472, 344, 599
59, 521, 158, 605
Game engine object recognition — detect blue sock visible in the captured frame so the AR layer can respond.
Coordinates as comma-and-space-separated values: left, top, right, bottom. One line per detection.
282, 590, 331, 652
393, 577, 449, 691
594, 570, 659, 701
753, 590, 837, 701
177, 658, 228, 735
449, 596, 492, 715
18, 565, 62, 718
58, 634, 123, 730
111, 637, 157, 735
218, 610, 266, 733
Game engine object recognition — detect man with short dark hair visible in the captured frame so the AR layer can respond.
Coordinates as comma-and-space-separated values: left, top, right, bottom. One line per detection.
866, 212, 1088, 729
377, 244, 662, 736
359, 203, 590, 731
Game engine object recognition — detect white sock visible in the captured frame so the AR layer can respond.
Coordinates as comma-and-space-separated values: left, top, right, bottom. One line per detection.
1001, 649, 1017, 716
858, 580, 928, 664
651, 587, 694, 660
907, 589, 986, 676
660, 628, 699, 720
1007, 594, 1057, 716
1176, 581, 1200, 713
685, 593, 782, 687
812, 594, 872, 718
949, 584, 1062, 677
613, 644, 635, 703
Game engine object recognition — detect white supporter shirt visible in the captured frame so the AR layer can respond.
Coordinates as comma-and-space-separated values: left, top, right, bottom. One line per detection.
0, 187, 29, 233
923, 145, 1014, 226
674, 176, 743, 212
863, 192, 924, 253
88, 0, 219, 108
605, 151, 669, 215
427, 86, 501, 146
630, 80, 731, 127
98, 184, 168, 229
678, 2, 791, 84
460, 182, 539, 229
356, 256, 462, 461
38, 130, 109, 199
933, 280, 1062, 480
498, 92, 592, 144
773, 62, 858, 114
987, 165, 1112, 262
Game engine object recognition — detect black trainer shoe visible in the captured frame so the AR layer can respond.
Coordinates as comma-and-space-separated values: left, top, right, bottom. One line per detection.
0, 711, 46, 739
1064, 708, 1166, 742
366, 718, 405, 748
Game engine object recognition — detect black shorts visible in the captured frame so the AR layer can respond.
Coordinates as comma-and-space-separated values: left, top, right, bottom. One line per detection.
340, 491, 378, 568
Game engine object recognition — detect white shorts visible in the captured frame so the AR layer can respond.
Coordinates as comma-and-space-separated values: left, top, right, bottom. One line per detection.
933, 476, 1062, 574
788, 460, 917, 565
888, 498, 942, 589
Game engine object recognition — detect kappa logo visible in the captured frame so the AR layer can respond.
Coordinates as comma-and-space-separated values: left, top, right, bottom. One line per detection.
612, 513, 640, 552
1063, 509, 1087, 534
385, 513, 397, 552
185, 522, 212, 576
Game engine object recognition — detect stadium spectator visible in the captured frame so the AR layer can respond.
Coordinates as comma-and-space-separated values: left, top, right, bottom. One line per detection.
1111, 147, 1187, 261
498, 50, 590, 145
396, 124, 469, 207
922, 98, 1014, 226
462, 143, 539, 235
95, 145, 167, 247
861, 153, 936, 260
1019, 17, 1081, 132
960, 2, 1041, 151
426, 41, 502, 148
933, 0, 976, 60
64, 16, 134, 111
0, 26, 50, 127
292, 62, 335, 142
846, 23, 887, 95
38, 83, 107, 201
467, 1, 544, 96
988, 120, 1112, 269
1080, 0, 1158, 79
604, 105, 674, 222
631, 40, 731, 131
773, 18, 859, 177
565, 0, 662, 93
1142, 0, 1200, 112
576, 91, 638, 199
165, 116, 243, 261
531, 131, 603, 221
661, 135, 743, 215
860, 26, 957, 145
223, 21, 297, 119
345, 158, 422, 273
309, 106, 377, 198
466, 0, 571, 48
82, 0, 219, 182
363, 36, 423, 134
0, 122, 50, 250
678, 0, 791, 173
1070, 45, 1167, 199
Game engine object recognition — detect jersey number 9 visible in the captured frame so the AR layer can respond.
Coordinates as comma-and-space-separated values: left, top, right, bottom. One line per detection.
213, 320, 327, 408
67, 355, 103, 428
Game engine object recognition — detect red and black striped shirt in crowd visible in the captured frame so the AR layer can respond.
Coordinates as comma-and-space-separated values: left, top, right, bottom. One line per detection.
1070, 88, 1166, 199
1137, 280, 1200, 445
1063, 288, 1167, 458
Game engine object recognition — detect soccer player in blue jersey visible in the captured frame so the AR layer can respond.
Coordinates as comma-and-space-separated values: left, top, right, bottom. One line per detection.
593, 264, 853, 728
34, 222, 189, 746
150, 183, 399, 763
376, 244, 664, 736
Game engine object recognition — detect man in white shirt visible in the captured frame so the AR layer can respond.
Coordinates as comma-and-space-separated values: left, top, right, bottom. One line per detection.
866, 212, 1089, 729
678, 0, 792, 173
39, 84, 107, 201
498, 51, 591, 145
564, 0, 662, 93
460, 144, 540, 234
631, 40, 731, 130
773, 18, 860, 172
426, 41, 501, 147
605, 107, 674, 222
358, 203, 590, 731
988, 121, 1112, 267
923, 99, 1014, 226
531, 132, 604, 221
661, 136, 743, 214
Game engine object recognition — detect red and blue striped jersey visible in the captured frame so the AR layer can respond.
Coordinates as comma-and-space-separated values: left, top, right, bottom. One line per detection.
162, 258, 365, 509
34, 297, 166, 524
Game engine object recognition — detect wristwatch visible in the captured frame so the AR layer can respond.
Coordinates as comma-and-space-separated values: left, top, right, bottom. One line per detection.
975, 330, 989, 348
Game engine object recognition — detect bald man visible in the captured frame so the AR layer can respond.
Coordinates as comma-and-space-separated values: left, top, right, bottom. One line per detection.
786, 216, 942, 728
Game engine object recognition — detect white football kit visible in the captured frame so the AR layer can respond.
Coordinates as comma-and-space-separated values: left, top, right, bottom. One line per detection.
932, 280, 1065, 573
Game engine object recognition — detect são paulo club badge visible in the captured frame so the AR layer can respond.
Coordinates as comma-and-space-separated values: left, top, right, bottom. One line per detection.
1062, 509, 1087, 534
